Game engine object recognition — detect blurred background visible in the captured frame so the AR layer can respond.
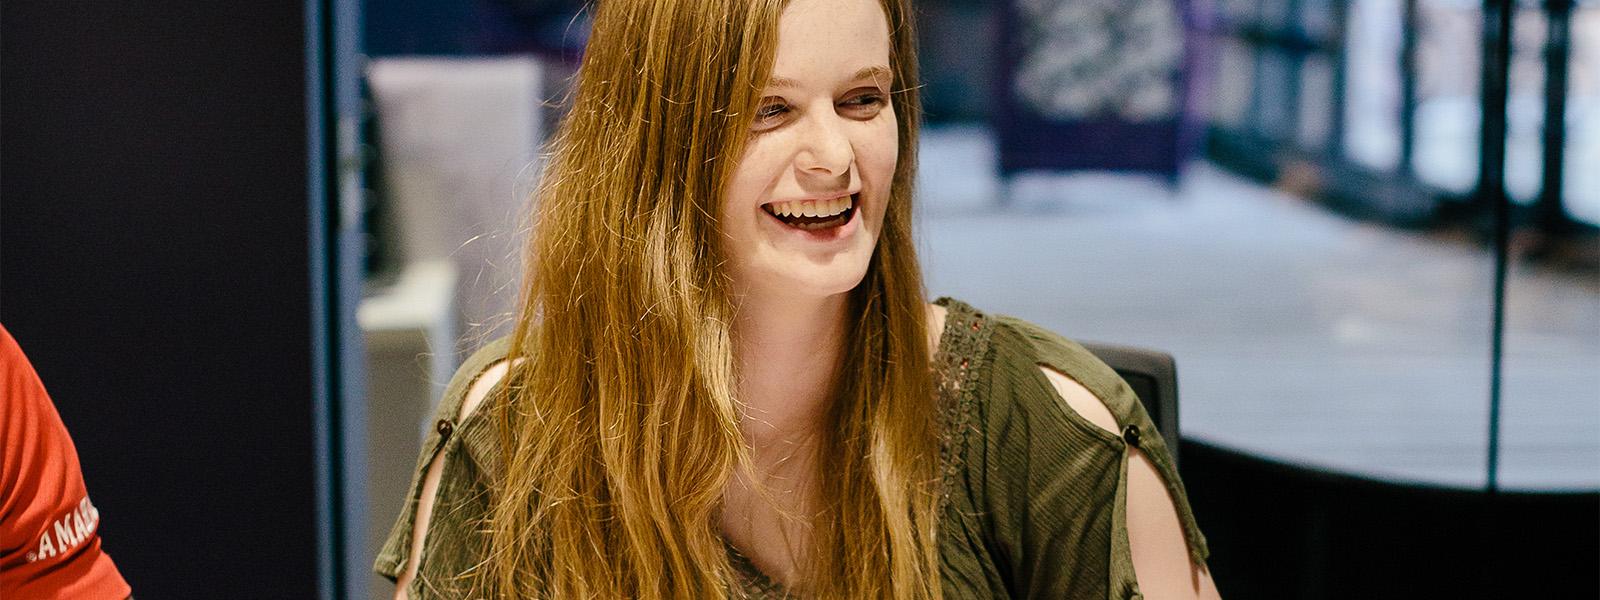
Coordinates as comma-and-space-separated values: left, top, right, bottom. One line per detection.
2, 0, 1596, 597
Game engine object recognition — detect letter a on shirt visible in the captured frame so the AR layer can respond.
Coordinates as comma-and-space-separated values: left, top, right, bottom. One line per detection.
0, 325, 131, 599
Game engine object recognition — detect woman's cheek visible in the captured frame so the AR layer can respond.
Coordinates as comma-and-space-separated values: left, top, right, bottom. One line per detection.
863, 118, 899, 189
724, 143, 781, 225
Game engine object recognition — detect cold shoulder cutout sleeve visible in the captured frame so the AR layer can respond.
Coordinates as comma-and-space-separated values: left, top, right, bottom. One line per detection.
973, 315, 1209, 599
370, 300, 1214, 600
373, 336, 514, 598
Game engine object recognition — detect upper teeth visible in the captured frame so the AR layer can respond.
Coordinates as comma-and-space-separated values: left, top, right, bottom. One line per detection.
769, 195, 851, 218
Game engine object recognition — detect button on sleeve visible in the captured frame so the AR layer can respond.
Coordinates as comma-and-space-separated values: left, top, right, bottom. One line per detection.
1121, 424, 1141, 448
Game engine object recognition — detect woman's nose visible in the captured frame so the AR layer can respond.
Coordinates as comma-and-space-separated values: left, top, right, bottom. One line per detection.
794, 114, 853, 177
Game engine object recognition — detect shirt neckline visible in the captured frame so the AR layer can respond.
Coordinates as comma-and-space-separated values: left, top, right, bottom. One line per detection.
726, 297, 992, 596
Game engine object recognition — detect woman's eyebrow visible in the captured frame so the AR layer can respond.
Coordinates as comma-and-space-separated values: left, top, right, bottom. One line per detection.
849, 65, 892, 85
766, 65, 893, 89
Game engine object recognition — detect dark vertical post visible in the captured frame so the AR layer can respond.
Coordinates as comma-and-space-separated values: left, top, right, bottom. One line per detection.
1329, 0, 1349, 158
308, 0, 368, 596
1533, 0, 1572, 231
1285, 0, 1304, 145
1399, 0, 1419, 175
306, 3, 339, 597
1477, 0, 1514, 493
994, 0, 1018, 205
1248, 0, 1268, 138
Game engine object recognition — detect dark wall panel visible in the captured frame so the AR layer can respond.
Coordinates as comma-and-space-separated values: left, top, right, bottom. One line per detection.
1184, 441, 1599, 598
2, 1, 320, 596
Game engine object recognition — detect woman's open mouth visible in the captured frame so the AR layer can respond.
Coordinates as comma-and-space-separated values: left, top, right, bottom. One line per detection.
761, 194, 857, 231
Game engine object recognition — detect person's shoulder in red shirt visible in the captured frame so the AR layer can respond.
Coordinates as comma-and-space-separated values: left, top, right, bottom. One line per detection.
1, 324, 132, 599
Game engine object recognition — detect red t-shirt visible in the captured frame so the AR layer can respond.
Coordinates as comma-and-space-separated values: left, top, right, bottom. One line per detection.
1, 325, 131, 599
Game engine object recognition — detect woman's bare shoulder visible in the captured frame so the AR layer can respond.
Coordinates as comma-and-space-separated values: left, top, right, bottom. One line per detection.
459, 358, 516, 422
926, 301, 948, 355
447, 336, 523, 423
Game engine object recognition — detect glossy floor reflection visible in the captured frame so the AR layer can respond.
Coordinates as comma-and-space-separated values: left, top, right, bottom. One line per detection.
916, 125, 1600, 490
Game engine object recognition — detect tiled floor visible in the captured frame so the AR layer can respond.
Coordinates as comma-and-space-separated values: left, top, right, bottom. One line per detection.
915, 125, 1600, 490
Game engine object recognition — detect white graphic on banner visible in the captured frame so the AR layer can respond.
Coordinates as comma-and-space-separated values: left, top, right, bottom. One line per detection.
1013, 0, 1185, 122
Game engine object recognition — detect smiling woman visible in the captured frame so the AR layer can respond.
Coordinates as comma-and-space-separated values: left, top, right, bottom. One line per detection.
722, 0, 900, 303
373, 0, 1220, 598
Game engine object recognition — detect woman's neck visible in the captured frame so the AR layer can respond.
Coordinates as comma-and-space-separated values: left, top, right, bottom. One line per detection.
730, 289, 849, 454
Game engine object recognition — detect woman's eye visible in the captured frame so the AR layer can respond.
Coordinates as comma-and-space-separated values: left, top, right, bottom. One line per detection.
752, 100, 790, 131
841, 92, 887, 116
757, 103, 788, 118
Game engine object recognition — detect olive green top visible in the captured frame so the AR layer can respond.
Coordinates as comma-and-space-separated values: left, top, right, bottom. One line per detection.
375, 298, 1210, 599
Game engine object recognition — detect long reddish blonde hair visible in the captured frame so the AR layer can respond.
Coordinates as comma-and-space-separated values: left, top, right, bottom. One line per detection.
479, 0, 939, 597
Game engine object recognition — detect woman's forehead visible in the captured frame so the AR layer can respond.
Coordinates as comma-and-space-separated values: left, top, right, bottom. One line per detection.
767, 0, 892, 89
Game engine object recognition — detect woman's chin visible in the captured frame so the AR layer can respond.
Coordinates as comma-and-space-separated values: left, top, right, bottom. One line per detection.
743, 261, 872, 301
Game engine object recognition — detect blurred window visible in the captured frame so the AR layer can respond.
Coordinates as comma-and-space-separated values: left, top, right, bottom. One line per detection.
1412, 0, 1483, 193
1344, 0, 1403, 171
